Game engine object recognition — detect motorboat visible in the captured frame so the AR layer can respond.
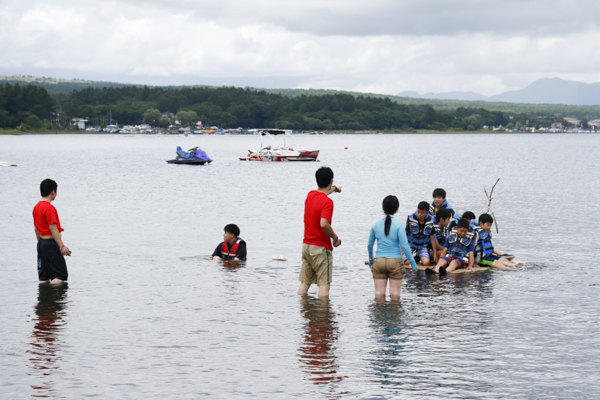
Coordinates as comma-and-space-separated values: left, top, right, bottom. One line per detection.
167, 146, 212, 165
0, 161, 17, 167
239, 129, 319, 161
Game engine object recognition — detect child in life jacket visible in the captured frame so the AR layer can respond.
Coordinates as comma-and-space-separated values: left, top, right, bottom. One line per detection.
429, 188, 456, 219
431, 208, 452, 262
406, 201, 438, 266
212, 224, 247, 261
427, 218, 475, 275
473, 214, 516, 269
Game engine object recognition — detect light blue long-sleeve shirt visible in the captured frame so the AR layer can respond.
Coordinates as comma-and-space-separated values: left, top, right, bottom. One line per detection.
368, 217, 419, 271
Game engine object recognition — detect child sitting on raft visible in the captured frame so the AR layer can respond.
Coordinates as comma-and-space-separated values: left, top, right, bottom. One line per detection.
427, 219, 475, 275
431, 208, 452, 263
430, 188, 456, 219
406, 201, 438, 266
473, 214, 516, 270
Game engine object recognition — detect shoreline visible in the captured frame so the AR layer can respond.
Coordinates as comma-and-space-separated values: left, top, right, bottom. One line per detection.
1, 129, 586, 136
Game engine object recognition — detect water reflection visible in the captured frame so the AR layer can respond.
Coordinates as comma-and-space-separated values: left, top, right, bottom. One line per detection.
27, 284, 69, 398
297, 296, 346, 398
219, 260, 245, 272
367, 300, 408, 387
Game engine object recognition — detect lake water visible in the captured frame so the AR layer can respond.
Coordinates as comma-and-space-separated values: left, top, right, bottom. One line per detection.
1, 133, 599, 399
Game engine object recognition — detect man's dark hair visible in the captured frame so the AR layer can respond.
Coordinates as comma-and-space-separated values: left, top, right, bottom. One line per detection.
479, 213, 494, 224
432, 188, 446, 198
224, 224, 240, 237
457, 219, 469, 229
462, 211, 476, 220
40, 179, 57, 197
315, 167, 334, 188
417, 201, 430, 211
435, 208, 451, 222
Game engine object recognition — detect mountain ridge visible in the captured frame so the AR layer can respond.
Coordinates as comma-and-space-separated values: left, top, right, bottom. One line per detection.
398, 78, 600, 106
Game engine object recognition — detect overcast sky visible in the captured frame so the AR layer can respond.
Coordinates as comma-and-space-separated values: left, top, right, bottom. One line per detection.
2, 0, 600, 95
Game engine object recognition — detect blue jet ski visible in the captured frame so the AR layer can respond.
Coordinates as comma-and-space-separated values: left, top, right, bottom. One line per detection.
167, 146, 212, 165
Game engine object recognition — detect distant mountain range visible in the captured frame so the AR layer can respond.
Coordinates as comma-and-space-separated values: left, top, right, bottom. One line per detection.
398, 78, 600, 106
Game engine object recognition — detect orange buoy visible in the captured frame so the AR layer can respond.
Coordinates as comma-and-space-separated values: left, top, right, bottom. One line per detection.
344, 146, 348, 149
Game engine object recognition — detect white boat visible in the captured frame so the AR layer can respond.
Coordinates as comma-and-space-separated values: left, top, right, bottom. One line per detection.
239, 129, 319, 162
0, 161, 17, 167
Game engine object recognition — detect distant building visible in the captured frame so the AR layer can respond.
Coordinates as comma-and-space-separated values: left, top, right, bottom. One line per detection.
588, 119, 600, 127
563, 117, 580, 126
72, 118, 87, 130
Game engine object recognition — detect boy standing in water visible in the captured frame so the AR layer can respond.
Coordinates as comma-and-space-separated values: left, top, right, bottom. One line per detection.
430, 188, 456, 219
33, 179, 70, 286
212, 224, 247, 261
298, 167, 341, 298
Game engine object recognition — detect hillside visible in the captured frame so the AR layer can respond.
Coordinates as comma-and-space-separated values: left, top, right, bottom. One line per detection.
2, 75, 600, 119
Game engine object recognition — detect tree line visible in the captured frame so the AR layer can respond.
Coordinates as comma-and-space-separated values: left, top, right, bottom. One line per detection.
0, 82, 595, 131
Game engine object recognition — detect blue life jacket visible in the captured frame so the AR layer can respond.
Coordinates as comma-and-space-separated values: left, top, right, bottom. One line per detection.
429, 199, 456, 219
446, 213, 462, 231
473, 226, 494, 256
446, 230, 475, 260
432, 224, 448, 246
406, 212, 434, 249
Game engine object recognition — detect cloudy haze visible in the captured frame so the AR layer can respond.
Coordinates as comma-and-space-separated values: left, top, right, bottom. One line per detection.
2, 0, 600, 95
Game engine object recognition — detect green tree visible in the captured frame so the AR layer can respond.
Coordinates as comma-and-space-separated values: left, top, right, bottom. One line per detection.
158, 117, 170, 127
143, 108, 162, 125
176, 110, 199, 128
21, 114, 43, 129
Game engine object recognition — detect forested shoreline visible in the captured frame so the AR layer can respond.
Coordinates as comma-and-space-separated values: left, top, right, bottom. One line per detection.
1, 82, 597, 132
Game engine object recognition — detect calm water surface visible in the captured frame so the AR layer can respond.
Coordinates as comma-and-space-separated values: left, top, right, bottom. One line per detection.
1, 133, 599, 399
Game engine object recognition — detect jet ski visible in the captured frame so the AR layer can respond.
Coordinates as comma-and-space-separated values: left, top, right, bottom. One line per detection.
167, 146, 212, 165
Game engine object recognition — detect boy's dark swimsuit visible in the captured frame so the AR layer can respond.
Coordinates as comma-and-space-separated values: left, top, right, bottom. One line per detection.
37, 238, 68, 281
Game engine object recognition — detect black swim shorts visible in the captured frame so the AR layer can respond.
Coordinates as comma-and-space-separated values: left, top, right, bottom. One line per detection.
37, 239, 68, 281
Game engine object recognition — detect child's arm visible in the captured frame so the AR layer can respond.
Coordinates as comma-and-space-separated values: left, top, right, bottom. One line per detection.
430, 234, 438, 262
440, 247, 448, 258
467, 251, 474, 270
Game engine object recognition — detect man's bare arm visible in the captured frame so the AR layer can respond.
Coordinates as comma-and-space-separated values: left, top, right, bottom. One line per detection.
49, 224, 70, 256
320, 218, 340, 247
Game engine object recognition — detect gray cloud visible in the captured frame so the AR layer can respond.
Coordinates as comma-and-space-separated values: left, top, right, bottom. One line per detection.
2, 0, 600, 96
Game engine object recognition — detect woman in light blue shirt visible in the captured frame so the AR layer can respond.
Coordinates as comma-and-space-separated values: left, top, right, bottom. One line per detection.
368, 195, 418, 299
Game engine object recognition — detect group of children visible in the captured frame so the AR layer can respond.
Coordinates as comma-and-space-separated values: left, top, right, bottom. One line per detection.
405, 188, 516, 275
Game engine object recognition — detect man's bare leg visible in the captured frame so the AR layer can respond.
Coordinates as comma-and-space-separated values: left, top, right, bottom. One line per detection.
39, 280, 49, 285
298, 283, 311, 295
317, 284, 330, 298
50, 279, 64, 286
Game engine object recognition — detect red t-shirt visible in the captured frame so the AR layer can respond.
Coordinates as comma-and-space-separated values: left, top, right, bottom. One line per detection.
33, 201, 63, 236
303, 190, 334, 250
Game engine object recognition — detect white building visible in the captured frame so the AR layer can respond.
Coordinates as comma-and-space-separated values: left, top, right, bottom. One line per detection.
72, 118, 87, 130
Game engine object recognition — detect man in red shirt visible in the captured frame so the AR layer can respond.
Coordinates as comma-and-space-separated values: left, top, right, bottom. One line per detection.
298, 167, 342, 298
33, 179, 70, 286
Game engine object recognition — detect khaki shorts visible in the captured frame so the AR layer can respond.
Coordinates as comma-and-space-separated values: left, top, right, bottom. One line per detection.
299, 244, 333, 286
372, 257, 405, 280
